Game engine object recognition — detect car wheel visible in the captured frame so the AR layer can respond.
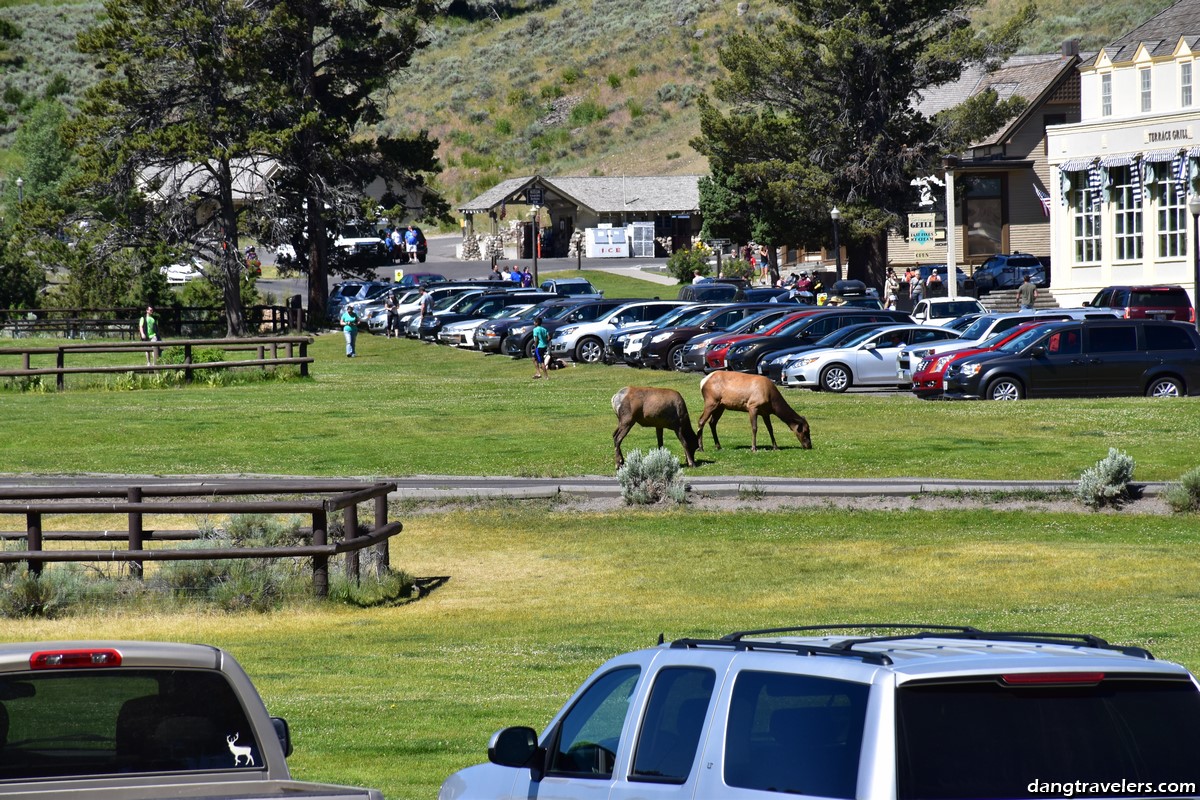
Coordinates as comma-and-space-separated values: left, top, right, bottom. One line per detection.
523, 338, 536, 359
668, 344, 687, 371
820, 364, 851, 393
575, 337, 604, 364
417, 252, 427, 263
986, 377, 1024, 401
1147, 376, 1184, 398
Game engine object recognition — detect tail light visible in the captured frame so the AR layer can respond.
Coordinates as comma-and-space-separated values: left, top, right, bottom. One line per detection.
1190, 308, 1196, 324
30, 648, 122, 670
1123, 308, 1131, 319
1002, 672, 1104, 686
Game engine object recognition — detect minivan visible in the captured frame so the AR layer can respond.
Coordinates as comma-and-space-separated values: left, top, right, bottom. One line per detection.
943, 319, 1200, 399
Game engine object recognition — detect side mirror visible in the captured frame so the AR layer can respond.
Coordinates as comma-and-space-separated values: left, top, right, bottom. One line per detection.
863, 342, 877, 351
489, 726, 544, 780
1082, 301, 1091, 307
271, 717, 293, 757
1029, 346, 1047, 357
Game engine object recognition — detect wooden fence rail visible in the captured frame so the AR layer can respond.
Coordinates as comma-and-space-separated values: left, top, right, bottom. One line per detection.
1, 304, 307, 339
0, 479, 400, 598
0, 336, 313, 389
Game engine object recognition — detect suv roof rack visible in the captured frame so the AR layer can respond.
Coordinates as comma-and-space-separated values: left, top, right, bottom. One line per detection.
671, 624, 1155, 663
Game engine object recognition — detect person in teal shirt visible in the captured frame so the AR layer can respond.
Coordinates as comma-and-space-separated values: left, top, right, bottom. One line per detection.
341, 305, 359, 358
531, 316, 550, 379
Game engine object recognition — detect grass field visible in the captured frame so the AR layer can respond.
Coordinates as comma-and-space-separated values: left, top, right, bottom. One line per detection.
3, 269, 1200, 799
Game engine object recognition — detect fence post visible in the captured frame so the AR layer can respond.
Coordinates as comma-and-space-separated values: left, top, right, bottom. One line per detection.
312, 509, 328, 599
344, 502, 359, 585
184, 343, 194, 384
300, 340, 309, 378
26, 512, 42, 576
374, 492, 389, 577
127, 487, 144, 579
257, 344, 266, 372
56, 348, 65, 391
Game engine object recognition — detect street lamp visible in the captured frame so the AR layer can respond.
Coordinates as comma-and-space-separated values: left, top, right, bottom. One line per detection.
531, 205, 540, 286
830, 207, 842, 276
1189, 194, 1200, 331
15, 177, 23, 203
942, 156, 959, 300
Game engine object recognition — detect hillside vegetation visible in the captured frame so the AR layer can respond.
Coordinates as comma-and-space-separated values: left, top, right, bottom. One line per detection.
0, 0, 1181, 201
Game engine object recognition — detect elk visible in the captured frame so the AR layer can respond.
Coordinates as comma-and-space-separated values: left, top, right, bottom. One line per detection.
696, 372, 812, 452
612, 386, 699, 469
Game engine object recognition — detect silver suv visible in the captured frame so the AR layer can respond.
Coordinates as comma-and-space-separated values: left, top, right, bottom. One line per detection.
440, 625, 1200, 800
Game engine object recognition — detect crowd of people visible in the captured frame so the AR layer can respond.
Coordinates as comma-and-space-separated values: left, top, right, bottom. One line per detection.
486, 264, 535, 287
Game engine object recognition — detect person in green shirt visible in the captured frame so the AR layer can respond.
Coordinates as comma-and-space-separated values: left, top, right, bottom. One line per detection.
341, 305, 359, 358
531, 316, 550, 379
138, 305, 159, 365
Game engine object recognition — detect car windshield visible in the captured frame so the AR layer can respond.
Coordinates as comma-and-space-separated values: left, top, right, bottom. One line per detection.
959, 316, 1001, 340
334, 283, 364, 298
996, 324, 1055, 353
841, 327, 898, 347
668, 307, 721, 328
814, 324, 882, 347
653, 305, 704, 327
734, 310, 790, 333
933, 301, 983, 318
489, 304, 532, 320
340, 224, 376, 239
558, 282, 598, 295
1131, 290, 1190, 307
435, 293, 476, 311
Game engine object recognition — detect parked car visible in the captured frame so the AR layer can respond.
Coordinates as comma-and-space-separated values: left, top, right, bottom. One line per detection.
759, 322, 901, 383
909, 322, 1046, 399
334, 222, 386, 264
896, 308, 1122, 384
327, 279, 393, 323
412, 289, 549, 340
550, 300, 690, 363
357, 287, 422, 333
721, 308, 914, 373
1085, 284, 1196, 322
161, 257, 207, 285
915, 264, 970, 293
439, 303, 536, 348
677, 282, 745, 302
780, 323, 960, 391
607, 303, 723, 365
943, 319, 1200, 399
396, 271, 446, 288
909, 296, 988, 326
475, 300, 581, 353
503, 299, 632, 358
638, 303, 786, 370
540, 277, 604, 299
677, 307, 804, 372
972, 252, 1047, 292
442, 625, 1200, 800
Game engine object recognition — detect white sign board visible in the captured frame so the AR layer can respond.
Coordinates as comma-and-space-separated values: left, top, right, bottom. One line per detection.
585, 227, 629, 258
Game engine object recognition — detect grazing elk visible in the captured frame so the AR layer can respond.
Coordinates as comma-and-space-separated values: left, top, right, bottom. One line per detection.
612, 386, 699, 469
696, 372, 812, 452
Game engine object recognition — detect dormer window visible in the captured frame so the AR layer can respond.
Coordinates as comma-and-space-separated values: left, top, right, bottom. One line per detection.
1182, 61, 1193, 107
1102, 73, 1113, 116
1140, 67, 1152, 112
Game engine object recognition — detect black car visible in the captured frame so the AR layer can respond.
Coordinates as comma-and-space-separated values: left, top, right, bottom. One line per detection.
475, 299, 582, 353
723, 309, 914, 373
501, 298, 634, 358
943, 319, 1200, 400
678, 307, 807, 372
638, 303, 786, 370
414, 290, 551, 340
607, 303, 722, 364
677, 283, 745, 302
757, 322, 901, 383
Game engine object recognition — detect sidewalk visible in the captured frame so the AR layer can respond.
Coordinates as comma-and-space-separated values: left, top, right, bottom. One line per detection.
590, 263, 678, 286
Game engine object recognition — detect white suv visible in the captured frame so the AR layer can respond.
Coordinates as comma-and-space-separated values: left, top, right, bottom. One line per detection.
440, 625, 1200, 800
550, 300, 690, 363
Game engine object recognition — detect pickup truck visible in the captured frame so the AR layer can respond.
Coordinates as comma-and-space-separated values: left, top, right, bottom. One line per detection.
0, 640, 383, 800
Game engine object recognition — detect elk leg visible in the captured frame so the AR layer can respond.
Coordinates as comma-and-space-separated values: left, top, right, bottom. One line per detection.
656, 428, 665, 448
613, 423, 634, 469
761, 413, 779, 450
674, 428, 697, 467
706, 407, 725, 451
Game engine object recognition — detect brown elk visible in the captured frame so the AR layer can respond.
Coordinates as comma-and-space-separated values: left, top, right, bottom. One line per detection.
696, 372, 812, 452
612, 386, 699, 469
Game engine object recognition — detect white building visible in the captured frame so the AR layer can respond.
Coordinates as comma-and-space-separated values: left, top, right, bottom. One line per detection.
1047, 0, 1200, 306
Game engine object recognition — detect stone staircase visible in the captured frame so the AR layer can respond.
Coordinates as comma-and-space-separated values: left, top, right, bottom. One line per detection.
979, 288, 1061, 313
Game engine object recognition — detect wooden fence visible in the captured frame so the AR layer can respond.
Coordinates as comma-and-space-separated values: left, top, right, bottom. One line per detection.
0, 335, 313, 389
0, 304, 307, 339
0, 479, 402, 598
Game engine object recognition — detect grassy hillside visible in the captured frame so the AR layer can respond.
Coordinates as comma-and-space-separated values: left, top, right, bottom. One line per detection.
0, 0, 1182, 199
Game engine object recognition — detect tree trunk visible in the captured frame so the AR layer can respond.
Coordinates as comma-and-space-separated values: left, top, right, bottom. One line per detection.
218, 159, 245, 337
306, 192, 327, 327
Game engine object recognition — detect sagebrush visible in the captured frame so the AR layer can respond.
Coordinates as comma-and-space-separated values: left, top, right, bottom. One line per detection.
617, 447, 687, 505
1075, 447, 1136, 509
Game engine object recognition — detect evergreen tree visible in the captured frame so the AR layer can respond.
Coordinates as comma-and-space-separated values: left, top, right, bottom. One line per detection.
692, 0, 1034, 284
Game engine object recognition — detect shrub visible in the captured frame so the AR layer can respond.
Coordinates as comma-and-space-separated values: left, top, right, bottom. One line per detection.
561, 66, 583, 84
617, 448, 687, 505
569, 99, 608, 126
666, 245, 710, 283
0, 572, 65, 618
607, 73, 622, 89
1075, 447, 1136, 509
494, 118, 512, 135
1165, 466, 1200, 513
626, 98, 644, 118
158, 345, 227, 370
329, 568, 416, 607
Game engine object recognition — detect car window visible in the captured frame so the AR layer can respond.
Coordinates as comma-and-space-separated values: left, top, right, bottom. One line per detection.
630, 667, 715, 783
1087, 326, 1138, 353
548, 667, 640, 778
1145, 324, 1197, 350
724, 671, 868, 799
896, 676, 1200, 800
1045, 329, 1082, 355
805, 316, 842, 337
1131, 290, 1191, 308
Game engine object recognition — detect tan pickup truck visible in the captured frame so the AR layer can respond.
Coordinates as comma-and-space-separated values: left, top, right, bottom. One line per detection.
0, 640, 382, 800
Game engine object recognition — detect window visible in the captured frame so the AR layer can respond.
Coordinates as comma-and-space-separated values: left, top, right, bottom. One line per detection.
1183, 61, 1193, 107
548, 667, 639, 777
724, 671, 868, 799
1154, 163, 1188, 258
1101, 73, 1113, 116
631, 668, 715, 783
1140, 67, 1152, 112
1145, 323, 1197, 350
1045, 329, 1082, 355
1111, 166, 1143, 261
1088, 325, 1139, 353
1072, 183, 1102, 263
964, 176, 1003, 257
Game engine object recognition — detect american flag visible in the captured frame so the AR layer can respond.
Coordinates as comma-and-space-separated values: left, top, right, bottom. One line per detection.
1033, 185, 1051, 218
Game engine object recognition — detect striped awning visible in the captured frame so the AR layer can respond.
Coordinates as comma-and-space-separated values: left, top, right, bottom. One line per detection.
1059, 158, 1094, 172
1145, 148, 1183, 162
1100, 154, 1135, 167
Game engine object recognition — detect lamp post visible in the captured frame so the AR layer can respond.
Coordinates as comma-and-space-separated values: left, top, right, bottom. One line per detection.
830, 207, 842, 277
1189, 194, 1200, 331
15, 177, 23, 204
531, 205, 540, 286
942, 156, 959, 300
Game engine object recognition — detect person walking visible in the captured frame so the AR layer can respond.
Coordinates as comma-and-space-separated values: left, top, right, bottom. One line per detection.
416, 284, 433, 340
531, 315, 551, 379
384, 292, 399, 339
341, 304, 359, 357
1017, 274, 1038, 310
138, 305, 160, 365
403, 225, 420, 263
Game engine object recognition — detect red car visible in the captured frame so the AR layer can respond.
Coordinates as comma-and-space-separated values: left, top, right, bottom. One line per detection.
701, 310, 826, 371
911, 322, 1045, 399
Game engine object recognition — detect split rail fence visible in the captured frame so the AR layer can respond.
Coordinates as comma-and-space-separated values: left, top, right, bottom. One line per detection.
0, 479, 401, 598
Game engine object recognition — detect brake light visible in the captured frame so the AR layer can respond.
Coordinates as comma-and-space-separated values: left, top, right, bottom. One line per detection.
1123, 309, 1131, 319
1002, 672, 1104, 686
30, 648, 122, 669
1190, 308, 1196, 324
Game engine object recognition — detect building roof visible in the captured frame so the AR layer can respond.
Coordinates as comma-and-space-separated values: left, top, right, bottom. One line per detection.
1091, 0, 1200, 65
459, 175, 702, 215
139, 157, 279, 205
971, 56, 1081, 147
915, 54, 1064, 118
